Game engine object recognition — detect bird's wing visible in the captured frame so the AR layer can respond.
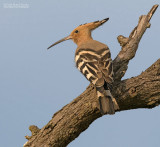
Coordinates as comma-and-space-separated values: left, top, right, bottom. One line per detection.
75, 47, 113, 87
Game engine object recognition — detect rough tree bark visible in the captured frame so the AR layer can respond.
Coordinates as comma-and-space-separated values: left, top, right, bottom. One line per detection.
24, 4, 159, 147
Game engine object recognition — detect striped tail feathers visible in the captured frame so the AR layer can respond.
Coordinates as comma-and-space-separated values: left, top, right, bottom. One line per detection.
98, 96, 115, 115
96, 87, 119, 115
105, 90, 119, 111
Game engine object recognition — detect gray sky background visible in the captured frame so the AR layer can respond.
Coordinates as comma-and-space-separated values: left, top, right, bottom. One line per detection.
0, 0, 160, 147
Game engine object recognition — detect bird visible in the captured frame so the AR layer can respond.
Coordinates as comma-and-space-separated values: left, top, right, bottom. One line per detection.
47, 18, 119, 115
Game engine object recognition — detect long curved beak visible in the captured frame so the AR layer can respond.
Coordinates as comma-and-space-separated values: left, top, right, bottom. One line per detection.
47, 35, 72, 49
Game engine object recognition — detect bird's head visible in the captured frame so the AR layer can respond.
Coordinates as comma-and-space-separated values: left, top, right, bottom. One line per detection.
47, 18, 109, 49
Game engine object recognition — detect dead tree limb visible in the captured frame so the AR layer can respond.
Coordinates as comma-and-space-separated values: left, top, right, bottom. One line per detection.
24, 4, 159, 147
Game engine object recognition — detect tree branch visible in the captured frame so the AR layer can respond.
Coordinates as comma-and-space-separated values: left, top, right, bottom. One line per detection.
24, 4, 159, 147
115, 4, 158, 81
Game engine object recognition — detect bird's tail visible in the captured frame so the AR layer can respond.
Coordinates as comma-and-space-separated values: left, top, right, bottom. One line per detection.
96, 87, 119, 115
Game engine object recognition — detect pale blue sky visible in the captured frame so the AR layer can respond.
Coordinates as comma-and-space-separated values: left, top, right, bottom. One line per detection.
0, 0, 160, 147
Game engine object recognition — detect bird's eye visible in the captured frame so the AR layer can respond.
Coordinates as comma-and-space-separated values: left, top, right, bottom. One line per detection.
75, 30, 79, 33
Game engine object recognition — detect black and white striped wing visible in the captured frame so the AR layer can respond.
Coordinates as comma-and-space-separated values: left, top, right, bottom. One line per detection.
75, 48, 114, 87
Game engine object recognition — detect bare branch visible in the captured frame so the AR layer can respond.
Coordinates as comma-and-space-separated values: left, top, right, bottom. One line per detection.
147, 4, 159, 21
114, 4, 159, 81
24, 59, 160, 147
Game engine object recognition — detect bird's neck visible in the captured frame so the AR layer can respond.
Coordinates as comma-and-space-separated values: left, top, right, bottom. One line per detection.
76, 36, 93, 46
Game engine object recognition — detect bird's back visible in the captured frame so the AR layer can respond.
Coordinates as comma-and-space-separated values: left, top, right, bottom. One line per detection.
75, 39, 113, 85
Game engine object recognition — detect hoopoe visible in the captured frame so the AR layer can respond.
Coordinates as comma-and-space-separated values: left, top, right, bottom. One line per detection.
47, 18, 119, 115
